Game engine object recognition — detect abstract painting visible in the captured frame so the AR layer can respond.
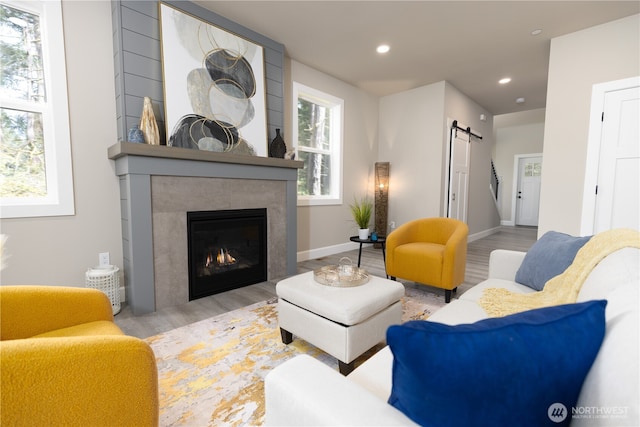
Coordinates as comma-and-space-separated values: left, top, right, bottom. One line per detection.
159, 3, 267, 156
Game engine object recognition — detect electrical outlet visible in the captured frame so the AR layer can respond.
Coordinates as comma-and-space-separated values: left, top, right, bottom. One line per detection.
99, 252, 110, 266
390, 221, 396, 229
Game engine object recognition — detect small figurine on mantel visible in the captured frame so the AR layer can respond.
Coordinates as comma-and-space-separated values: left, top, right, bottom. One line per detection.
140, 97, 160, 145
127, 124, 144, 143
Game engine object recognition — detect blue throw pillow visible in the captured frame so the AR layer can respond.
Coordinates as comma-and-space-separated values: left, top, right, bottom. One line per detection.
515, 231, 592, 291
387, 300, 606, 427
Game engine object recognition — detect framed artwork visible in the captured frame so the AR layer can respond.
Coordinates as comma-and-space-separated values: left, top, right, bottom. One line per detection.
159, 3, 268, 156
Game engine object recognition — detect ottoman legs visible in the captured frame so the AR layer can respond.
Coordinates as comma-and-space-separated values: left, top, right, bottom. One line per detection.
280, 328, 293, 344
281, 327, 354, 376
338, 361, 356, 376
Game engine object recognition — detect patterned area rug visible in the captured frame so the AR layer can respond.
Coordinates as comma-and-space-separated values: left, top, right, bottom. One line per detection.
146, 286, 445, 426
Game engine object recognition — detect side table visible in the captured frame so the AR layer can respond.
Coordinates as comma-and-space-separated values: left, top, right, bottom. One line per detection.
349, 235, 386, 273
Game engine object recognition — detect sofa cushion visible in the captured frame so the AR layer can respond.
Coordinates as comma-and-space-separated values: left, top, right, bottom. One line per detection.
386, 300, 607, 427
459, 277, 536, 303
574, 249, 640, 425
426, 299, 490, 325
515, 231, 592, 290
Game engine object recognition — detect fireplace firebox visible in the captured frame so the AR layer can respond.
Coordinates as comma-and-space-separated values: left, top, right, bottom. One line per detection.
187, 208, 267, 301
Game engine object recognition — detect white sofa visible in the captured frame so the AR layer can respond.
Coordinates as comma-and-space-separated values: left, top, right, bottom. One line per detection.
265, 247, 639, 426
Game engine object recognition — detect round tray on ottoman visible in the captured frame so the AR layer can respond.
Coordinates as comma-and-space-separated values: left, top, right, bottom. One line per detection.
313, 264, 370, 287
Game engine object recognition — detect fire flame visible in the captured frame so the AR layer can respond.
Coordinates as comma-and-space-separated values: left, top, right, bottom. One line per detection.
204, 248, 237, 268
216, 248, 236, 265
205, 252, 214, 267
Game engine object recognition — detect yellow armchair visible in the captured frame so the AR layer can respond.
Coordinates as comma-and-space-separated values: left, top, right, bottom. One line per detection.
0, 286, 159, 426
386, 217, 468, 303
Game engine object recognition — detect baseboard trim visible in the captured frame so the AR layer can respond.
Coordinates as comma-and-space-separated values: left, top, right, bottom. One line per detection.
468, 226, 502, 242
297, 241, 360, 262
298, 226, 504, 260
501, 219, 515, 226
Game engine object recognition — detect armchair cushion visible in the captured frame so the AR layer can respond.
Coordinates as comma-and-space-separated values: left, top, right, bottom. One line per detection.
386, 300, 607, 426
32, 320, 124, 338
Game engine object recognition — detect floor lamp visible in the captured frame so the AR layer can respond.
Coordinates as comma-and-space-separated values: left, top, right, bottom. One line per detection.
374, 162, 390, 238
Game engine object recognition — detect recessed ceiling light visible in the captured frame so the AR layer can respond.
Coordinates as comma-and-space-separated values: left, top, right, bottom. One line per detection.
531, 29, 543, 36
376, 44, 390, 54
516, 97, 526, 104
499, 78, 511, 84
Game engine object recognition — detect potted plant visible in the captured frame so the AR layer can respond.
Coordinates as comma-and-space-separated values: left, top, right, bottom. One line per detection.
350, 196, 373, 239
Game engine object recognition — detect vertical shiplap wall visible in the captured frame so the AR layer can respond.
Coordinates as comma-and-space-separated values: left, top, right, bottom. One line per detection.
111, 0, 285, 147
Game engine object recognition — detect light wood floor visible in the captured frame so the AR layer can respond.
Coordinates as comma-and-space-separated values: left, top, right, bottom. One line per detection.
115, 225, 537, 338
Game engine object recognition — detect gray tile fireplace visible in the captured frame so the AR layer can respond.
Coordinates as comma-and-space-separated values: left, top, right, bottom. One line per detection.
108, 142, 302, 315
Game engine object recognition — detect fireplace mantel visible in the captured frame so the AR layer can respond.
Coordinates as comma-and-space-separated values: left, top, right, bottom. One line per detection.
108, 142, 302, 315
108, 142, 302, 169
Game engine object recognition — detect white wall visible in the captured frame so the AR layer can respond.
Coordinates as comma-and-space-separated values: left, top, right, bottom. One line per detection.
377, 81, 499, 237
1, 1, 122, 287
539, 14, 640, 236
493, 109, 545, 222
378, 82, 446, 228
288, 60, 380, 259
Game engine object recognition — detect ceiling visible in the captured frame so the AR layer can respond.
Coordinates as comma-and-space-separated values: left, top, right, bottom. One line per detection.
193, 1, 639, 116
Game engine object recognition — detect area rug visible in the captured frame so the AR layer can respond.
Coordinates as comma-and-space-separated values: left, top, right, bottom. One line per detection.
146, 287, 445, 427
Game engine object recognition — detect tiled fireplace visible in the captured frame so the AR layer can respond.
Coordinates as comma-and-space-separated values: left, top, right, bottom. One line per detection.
108, 142, 301, 315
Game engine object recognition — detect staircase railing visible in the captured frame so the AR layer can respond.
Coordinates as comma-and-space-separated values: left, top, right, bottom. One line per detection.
490, 160, 500, 202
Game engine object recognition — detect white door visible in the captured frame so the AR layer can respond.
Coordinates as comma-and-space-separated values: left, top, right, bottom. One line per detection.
593, 86, 640, 233
447, 127, 470, 222
515, 156, 542, 226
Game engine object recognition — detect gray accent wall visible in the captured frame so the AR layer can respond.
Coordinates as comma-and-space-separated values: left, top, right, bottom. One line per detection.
111, 0, 285, 146
110, 1, 289, 314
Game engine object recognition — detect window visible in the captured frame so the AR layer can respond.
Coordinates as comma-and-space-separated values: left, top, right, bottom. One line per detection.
0, 0, 74, 218
293, 82, 343, 206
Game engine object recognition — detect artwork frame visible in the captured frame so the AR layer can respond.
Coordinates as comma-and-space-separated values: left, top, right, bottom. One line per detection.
159, 3, 268, 156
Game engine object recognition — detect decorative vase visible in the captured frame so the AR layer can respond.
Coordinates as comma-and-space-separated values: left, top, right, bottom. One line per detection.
358, 228, 369, 240
140, 97, 160, 145
269, 128, 286, 158
127, 125, 144, 143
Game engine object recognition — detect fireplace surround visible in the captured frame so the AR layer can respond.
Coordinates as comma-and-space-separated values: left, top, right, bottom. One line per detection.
108, 142, 302, 315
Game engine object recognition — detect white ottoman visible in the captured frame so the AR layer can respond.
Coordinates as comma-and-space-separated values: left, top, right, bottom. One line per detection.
276, 271, 404, 375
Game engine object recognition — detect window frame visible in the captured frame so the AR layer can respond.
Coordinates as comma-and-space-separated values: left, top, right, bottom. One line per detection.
0, 0, 74, 218
293, 82, 343, 206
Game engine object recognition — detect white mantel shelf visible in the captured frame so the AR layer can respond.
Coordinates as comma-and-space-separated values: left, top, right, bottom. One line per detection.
108, 142, 303, 169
